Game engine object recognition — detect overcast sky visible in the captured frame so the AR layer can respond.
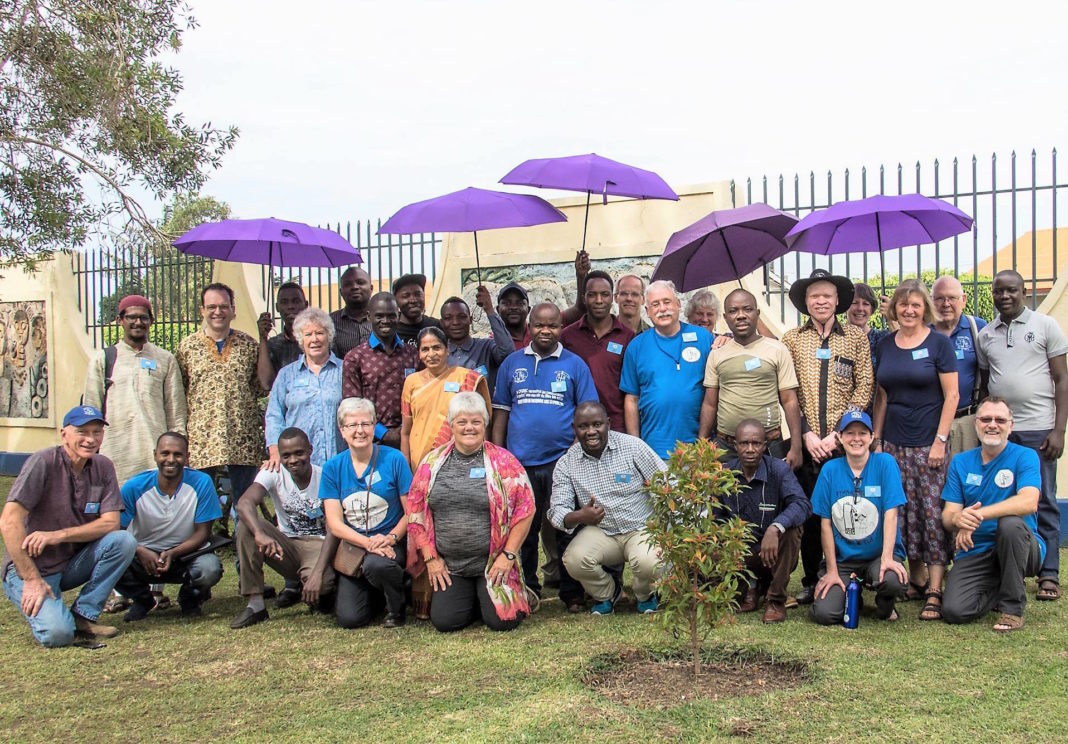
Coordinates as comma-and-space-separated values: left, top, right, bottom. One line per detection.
170, 0, 1067, 225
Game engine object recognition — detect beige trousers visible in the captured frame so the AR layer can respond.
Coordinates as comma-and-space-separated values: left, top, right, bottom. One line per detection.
562, 526, 661, 602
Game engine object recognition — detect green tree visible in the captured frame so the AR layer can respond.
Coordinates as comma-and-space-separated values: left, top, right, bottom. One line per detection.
645, 439, 753, 679
0, 1, 238, 264
855, 271, 995, 327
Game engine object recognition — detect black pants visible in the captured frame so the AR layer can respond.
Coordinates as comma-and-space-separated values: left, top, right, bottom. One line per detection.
795, 447, 832, 588
810, 557, 904, 624
335, 544, 406, 628
430, 573, 525, 632
115, 553, 223, 611
942, 517, 1043, 623
522, 461, 582, 603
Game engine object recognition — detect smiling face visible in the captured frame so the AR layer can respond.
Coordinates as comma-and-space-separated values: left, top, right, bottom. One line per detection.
974, 400, 1013, 448
573, 404, 609, 457
61, 422, 106, 461
439, 300, 471, 342
645, 285, 680, 334
584, 277, 614, 322
201, 288, 235, 335
395, 283, 425, 323
369, 296, 399, 341
805, 281, 838, 324
529, 304, 562, 356
299, 321, 330, 360
836, 421, 873, 457
154, 434, 189, 480
451, 410, 487, 454
847, 295, 873, 330
992, 273, 1025, 319
931, 277, 966, 327
278, 434, 313, 480
340, 410, 375, 451
418, 332, 448, 374
894, 291, 926, 331
119, 304, 152, 344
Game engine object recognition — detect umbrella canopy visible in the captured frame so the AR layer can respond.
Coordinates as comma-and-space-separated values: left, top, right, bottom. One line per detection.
652, 204, 798, 291
500, 152, 678, 252
173, 217, 362, 267
377, 187, 567, 285
785, 193, 973, 255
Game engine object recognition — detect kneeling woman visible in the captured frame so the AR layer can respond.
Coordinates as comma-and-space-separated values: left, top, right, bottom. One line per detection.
406, 392, 535, 632
321, 397, 413, 628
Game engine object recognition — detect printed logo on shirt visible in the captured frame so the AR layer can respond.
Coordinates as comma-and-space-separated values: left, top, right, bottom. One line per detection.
1025, 331, 1036, 343
342, 490, 390, 531
513, 368, 528, 383
912, 348, 929, 360
681, 346, 701, 363
966, 473, 983, 486
830, 495, 878, 541
606, 341, 623, 355
555, 370, 570, 382
994, 469, 1014, 488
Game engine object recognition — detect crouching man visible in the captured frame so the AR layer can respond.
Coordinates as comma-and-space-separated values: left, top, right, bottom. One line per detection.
722, 419, 810, 623
116, 432, 224, 621
941, 397, 1045, 632
231, 428, 339, 628
0, 406, 137, 647
548, 402, 667, 615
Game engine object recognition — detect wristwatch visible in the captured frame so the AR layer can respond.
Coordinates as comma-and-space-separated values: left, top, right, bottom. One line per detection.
390, 532, 400, 545
502, 550, 517, 562
936, 434, 949, 443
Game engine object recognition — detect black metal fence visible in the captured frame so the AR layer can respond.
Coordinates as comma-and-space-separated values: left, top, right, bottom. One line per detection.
732, 149, 1066, 326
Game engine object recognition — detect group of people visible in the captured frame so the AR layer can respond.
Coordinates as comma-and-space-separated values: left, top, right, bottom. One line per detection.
1, 251, 1063, 648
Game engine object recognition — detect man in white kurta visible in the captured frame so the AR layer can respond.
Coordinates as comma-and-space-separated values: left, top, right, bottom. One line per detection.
83, 295, 187, 484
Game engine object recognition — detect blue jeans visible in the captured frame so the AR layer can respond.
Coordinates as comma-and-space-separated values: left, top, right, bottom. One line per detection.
2, 531, 137, 647
1012, 429, 1061, 580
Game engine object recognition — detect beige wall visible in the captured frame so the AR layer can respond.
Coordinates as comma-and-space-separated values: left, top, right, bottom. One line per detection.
1038, 272, 1068, 492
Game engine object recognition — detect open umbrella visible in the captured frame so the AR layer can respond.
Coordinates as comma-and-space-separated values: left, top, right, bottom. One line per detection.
377, 187, 566, 286
500, 152, 678, 252
652, 204, 798, 291
173, 217, 362, 267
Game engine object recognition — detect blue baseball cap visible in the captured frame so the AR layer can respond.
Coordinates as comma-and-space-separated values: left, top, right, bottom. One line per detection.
837, 410, 873, 433
63, 405, 108, 427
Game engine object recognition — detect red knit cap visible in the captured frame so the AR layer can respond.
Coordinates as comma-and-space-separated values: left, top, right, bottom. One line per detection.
117, 294, 153, 318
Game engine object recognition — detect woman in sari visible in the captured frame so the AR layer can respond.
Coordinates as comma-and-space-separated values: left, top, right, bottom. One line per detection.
407, 392, 535, 632
400, 327, 491, 469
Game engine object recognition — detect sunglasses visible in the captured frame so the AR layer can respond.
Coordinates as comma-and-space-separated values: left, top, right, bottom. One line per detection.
976, 416, 1011, 425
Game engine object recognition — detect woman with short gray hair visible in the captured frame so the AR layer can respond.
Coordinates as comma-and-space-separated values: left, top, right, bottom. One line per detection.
685, 289, 721, 337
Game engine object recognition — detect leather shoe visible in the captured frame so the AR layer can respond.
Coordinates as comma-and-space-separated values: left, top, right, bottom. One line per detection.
763, 600, 787, 624
382, 611, 406, 628
795, 585, 816, 605
273, 587, 302, 609
73, 613, 120, 638
230, 606, 269, 629
737, 588, 759, 613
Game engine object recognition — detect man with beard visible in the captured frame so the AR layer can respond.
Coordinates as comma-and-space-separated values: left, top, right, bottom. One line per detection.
393, 274, 441, 345
331, 267, 374, 358
342, 293, 420, 448
440, 286, 515, 396
976, 270, 1068, 602
256, 282, 309, 389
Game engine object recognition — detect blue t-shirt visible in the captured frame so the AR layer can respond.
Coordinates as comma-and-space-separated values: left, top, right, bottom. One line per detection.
942, 442, 1045, 564
936, 315, 987, 409
319, 445, 412, 537
120, 468, 222, 552
811, 453, 907, 563
619, 322, 712, 459
492, 344, 599, 466
876, 330, 957, 447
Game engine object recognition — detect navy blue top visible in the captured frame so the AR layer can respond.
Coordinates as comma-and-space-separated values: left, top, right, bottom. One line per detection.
722, 454, 811, 540
876, 331, 957, 447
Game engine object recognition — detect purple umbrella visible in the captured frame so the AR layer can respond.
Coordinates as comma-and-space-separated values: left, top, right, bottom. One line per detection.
652, 204, 798, 291
500, 152, 678, 252
173, 217, 362, 267
785, 193, 974, 255
377, 186, 566, 285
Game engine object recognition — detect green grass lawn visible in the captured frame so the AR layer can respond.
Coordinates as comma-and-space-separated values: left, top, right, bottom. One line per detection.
1, 475, 1065, 743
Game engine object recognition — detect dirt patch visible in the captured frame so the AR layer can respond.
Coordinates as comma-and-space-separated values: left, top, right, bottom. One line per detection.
583, 647, 807, 709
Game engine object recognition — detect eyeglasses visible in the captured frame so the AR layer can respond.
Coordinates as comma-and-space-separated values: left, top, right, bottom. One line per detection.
340, 421, 374, 431
932, 295, 962, 304
204, 304, 232, 313
977, 416, 1012, 425
122, 314, 151, 324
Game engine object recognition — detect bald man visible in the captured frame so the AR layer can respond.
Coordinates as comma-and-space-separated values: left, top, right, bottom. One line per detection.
931, 276, 987, 455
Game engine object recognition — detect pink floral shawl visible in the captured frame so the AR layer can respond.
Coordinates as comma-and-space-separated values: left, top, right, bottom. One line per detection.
406, 441, 534, 620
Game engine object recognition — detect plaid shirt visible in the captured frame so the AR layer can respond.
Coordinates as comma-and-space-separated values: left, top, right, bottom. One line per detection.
547, 431, 667, 536
781, 318, 872, 438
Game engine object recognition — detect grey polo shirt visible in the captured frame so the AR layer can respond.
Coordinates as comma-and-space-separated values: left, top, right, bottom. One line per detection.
446, 312, 514, 395
976, 307, 1068, 430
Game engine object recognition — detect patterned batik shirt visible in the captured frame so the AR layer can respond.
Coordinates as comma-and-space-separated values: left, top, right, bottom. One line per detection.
177, 330, 266, 470
781, 318, 873, 438
341, 333, 420, 431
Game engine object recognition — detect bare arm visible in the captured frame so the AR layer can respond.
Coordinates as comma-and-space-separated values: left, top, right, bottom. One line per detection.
624, 394, 640, 437
161, 521, 211, 561
491, 409, 509, 447
235, 482, 269, 532
780, 387, 804, 468
0, 501, 43, 583
697, 387, 719, 440
1042, 354, 1068, 459
400, 414, 414, 465
872, 385, 888, 445
560, 250, 589, 327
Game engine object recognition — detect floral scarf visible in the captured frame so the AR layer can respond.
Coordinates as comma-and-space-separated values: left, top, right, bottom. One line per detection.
406, 440, 534, 620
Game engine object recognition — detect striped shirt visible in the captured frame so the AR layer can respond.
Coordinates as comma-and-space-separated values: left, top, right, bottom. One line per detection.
548, 431, 667, 536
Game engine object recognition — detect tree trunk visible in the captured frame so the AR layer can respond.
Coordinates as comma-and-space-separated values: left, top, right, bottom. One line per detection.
690, 602, 700, 679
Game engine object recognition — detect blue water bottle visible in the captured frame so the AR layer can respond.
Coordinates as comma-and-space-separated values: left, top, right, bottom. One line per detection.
843, 573, 861, 629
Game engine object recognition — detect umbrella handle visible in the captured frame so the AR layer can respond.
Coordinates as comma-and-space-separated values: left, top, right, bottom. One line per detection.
473, 231, 482, 288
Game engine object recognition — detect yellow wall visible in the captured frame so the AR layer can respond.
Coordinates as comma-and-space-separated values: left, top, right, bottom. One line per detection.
1038, 272, 1068, 492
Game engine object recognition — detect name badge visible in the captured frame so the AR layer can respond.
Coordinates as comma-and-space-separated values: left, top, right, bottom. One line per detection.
551, 380, 567, 392
84, 502, 101, 514
864, 486, 881, 500
955, 349, 965, 360
912, 348, 929, 360
476, 365, 488, 377
443, 381, 461, 392
305, 506, 324, 520
404, 368, 416, 377
758, 504, 776, 511
682, 332, 698, 342
470, 467, 486, 478
140, 358, 157, 370
816, 348, 832, 360
614, 473, 632, 484
606, 341, 623, 355
744, 357, 762, 372
291, 378, 309, 388
966, 473, 983, 486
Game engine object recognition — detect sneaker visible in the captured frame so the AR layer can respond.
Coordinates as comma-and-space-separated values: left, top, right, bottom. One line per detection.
273, 587, 302, 609
230, 606, 269, 629
73, 613, 120, 639
591, 583, 623, 616
637, 594, 659, 614
123, 598, 155, 623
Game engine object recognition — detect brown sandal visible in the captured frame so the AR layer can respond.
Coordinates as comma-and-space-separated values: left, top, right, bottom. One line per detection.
1036, 579, 1061, 601
919, 590, 943, 621
993, 612, 1025, 632
902, 581, 927, 602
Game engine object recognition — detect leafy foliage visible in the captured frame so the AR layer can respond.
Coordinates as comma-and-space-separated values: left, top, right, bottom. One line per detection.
0, 1, 238, 263
855, 270, 996, 327
645, 439, 753, 678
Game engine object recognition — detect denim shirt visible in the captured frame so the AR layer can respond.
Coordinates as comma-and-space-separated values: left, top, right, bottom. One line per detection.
265, 353, 345, 466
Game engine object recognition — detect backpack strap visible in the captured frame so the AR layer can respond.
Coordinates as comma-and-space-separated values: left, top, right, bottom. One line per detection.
965, 315, 980, 408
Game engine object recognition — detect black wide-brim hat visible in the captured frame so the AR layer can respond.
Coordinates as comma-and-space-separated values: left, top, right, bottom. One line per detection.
788, 268, 854, 316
